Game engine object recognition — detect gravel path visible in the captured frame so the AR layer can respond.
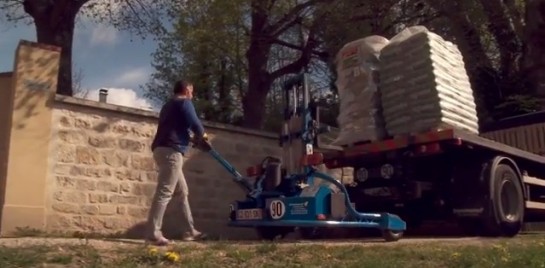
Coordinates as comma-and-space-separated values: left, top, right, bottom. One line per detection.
0, 235, 527, 250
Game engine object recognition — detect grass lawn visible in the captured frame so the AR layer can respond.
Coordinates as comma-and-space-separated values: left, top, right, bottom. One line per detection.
1, 235, 545, 267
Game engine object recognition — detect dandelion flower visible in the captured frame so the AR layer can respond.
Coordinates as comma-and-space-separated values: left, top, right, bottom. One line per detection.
148, 247, 159, 255
165, 251, 181, 262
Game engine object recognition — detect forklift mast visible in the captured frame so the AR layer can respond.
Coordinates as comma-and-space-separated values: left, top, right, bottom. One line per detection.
279, 73, 324, 177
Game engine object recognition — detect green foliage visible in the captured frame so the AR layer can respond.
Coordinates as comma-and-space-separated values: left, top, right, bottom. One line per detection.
142, 0, 248, 124
493, 94, 542, 119
142, 0, 542, 130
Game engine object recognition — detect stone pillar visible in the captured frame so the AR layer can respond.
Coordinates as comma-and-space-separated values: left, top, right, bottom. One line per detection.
0, 40, 60, 236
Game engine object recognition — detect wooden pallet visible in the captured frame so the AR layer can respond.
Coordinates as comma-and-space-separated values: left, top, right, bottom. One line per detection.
392, 127, 449, 140
340, 140, 372, 148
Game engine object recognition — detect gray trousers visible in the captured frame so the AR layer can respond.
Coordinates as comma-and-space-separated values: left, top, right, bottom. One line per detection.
146, 147, 196, 239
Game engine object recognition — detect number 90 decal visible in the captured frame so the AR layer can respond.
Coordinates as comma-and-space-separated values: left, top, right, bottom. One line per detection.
269, 200, 285, 220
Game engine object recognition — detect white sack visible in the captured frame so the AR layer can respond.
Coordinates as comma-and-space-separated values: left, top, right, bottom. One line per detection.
378, 26, 480, 136
332, 35, 390, 146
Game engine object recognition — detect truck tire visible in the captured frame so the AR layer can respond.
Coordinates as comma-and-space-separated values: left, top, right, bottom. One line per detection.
483, 162, 524, 237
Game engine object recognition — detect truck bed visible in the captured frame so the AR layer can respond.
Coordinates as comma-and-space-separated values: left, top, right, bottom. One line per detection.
320, 128, 545, 166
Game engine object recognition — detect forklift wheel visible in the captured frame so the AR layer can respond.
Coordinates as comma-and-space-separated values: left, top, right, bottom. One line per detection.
256, 226, 292, 241
382, 230, 403, 242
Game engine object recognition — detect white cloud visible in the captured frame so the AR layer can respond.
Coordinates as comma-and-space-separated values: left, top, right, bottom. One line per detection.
89, 24, 119, 46
80, 87, 156, 111
113, 67, 149, 86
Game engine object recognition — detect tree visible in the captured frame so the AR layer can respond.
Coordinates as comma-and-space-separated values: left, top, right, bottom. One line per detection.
143, 0, 247, 124
144, 0, 334, 129
0, 0, 168, 96
523, 0, 545, 107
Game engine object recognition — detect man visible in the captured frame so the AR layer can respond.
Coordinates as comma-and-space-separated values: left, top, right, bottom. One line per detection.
146, 79, 207, 246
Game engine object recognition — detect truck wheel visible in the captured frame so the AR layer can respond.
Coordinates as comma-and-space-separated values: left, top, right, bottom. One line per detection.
382, 230, 403, 242
484, 163, 524, 237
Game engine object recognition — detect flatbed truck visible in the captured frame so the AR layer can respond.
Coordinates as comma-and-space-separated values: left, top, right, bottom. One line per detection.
317, 110, 545, 237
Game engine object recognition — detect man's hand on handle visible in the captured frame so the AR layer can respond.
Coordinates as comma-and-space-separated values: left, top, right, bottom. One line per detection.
191, 132, 212, 152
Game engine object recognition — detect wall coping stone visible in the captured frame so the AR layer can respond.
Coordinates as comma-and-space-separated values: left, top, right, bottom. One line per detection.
0, 72, 13, 77
54, 94, 278, 139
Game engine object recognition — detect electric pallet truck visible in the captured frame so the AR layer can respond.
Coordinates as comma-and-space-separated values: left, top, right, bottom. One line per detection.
192, 72, 406, 241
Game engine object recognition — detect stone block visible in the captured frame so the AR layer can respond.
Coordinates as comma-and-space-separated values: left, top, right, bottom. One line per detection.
53, 191, 87, 203
73, 216, 105, 231
99, 205, 117, 215
131, 155, 155, 171
117, 206, 126, 215
120, 182, 131, 193
103, 217, 133, 230
59, 116, 73, 128
127, 207, 148, 218
118, 139, 145, 152
75, 179, 97, 191
109, 194, 139, 204
146, 172, 158, 182
97, 181, 119, 193
234, 143, 252, 153
75, 146, 101, 165
81, 205, 100, 215
53, 164, 72, 175
89, 193, 109, 203
57, 144, 76, 163
58, 130, 86, 144
111, 124, 131, 135
88, 136, 117, 148
56, 176, 76, 188
131, 126, 155, 138
132, 183, 156, 196
102, 150, 130, 167
70, 166, 112, 178
115, 170, 143, 181
74, 118, 92, 129
52, 203, 80, 214
46, 214, 72, 229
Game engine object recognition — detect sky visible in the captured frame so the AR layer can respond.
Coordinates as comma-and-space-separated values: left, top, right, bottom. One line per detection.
0, 7, 159, 111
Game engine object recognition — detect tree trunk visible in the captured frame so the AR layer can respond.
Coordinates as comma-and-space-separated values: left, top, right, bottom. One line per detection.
478, 0, 522, 79
34, 20, 75, 96
524, 0, 545, 107
241, 1, 272, 129
242, 42, 271, 128
241, 78, 271, 129
23, 0, 86, 97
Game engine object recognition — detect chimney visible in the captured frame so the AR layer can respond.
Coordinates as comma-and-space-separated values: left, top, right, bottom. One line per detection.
99, 88, 108, 103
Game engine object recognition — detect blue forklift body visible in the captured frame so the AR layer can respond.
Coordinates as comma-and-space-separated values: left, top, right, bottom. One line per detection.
196, 72, 407, 241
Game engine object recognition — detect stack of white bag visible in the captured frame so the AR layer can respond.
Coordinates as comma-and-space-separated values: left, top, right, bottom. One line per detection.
332, 35, 390, 146
378, 26, 480, 136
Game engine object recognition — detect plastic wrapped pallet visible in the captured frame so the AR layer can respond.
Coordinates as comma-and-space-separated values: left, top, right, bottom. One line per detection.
378, 26, 479, 137
332, 35, 390, 146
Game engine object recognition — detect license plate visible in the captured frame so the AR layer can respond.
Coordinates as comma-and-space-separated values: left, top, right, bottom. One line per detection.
236, 209, 263, 220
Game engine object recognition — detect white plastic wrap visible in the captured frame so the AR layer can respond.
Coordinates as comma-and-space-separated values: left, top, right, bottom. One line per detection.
332, 35, 390, 146
378, 26, 479, 136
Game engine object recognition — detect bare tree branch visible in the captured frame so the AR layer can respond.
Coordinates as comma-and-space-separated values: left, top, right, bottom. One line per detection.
267, 0, 331, 37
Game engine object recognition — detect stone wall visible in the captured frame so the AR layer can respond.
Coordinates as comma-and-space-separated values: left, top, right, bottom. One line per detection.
45, 95, 281, 239
1, 40, 351, 240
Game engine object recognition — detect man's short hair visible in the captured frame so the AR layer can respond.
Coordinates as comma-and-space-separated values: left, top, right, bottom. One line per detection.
173, 80, 192, 94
